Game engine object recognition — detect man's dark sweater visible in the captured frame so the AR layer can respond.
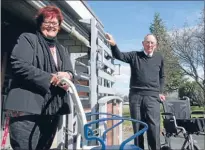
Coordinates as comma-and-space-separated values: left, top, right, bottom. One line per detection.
111, 45, 165, 96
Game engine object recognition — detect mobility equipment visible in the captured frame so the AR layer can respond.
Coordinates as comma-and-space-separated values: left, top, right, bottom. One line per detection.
161, 97, 205, 150
61, 78, 148, 150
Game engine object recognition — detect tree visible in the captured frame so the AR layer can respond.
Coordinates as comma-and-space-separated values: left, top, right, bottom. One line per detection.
115, 92, 124, 100
123, 95, 129, 102
150, 13, 185, 93
168, 10, 204, 102
178, 81, 204, 106
195, 9, 205, 88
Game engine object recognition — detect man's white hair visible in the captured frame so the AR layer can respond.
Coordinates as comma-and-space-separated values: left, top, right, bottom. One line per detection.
143, 34, 157, 42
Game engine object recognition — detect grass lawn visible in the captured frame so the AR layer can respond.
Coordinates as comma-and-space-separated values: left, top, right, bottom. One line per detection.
122, 105, 132, 127
122, 104, 204, 128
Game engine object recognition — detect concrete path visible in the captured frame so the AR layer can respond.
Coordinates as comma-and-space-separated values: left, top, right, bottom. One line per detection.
123, 129, 205, 150
1, 128, 204, 149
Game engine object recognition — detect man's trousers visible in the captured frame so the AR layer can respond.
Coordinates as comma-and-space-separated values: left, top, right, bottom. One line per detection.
129, 91, 161, 150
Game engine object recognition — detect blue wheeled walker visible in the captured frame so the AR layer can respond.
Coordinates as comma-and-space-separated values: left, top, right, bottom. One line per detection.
61, 78, 148, 150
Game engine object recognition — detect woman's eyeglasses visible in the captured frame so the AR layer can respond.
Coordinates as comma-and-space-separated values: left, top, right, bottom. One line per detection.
43, 21, 59, 27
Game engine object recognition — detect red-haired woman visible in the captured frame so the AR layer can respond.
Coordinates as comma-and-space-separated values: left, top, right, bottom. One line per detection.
5, 6, 74, 150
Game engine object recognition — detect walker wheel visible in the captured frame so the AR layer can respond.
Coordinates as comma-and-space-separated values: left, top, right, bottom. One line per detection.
161, 145, 172, 150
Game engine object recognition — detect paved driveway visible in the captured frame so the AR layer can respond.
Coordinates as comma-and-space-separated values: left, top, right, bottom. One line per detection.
2, 129, 204, 149
123, 131, 204, 150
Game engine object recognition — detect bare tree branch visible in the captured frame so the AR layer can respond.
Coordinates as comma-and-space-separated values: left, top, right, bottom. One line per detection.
168, 21, 204, 92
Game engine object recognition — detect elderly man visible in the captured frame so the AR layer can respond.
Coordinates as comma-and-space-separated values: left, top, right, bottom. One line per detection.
106, 33, 165, 150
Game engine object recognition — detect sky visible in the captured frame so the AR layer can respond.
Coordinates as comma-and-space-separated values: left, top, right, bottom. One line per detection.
87, 1, 204, 96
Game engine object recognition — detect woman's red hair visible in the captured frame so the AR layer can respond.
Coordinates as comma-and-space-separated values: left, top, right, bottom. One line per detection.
35, 5, 64, 28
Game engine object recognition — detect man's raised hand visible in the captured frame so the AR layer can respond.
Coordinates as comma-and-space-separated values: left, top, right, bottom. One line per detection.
105, 33, 116, 46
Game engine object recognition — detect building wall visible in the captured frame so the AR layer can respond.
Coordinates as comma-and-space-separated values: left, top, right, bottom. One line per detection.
58, 34, 91, 110
58, 34, 90, 94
